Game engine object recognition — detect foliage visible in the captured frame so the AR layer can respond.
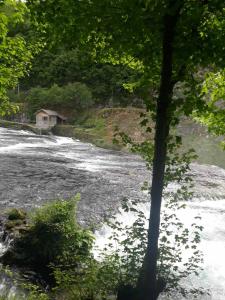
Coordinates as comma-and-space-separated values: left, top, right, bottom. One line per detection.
14, 195, 94, 276
0, 266, 50, 300
26, 0, 225, 146
195, 70, 225, 148
27, 0, 225, 92
7, 89, 27, 104
24, 1, 225, 298
20, 282, 50, 300
97, 145, 205, 298
53, 258, 101, 300
112, 124, 207, 297
21, 48, 142, 107
51, 142, 205, 299
0, 197, 96, 300
0, 0, 38, 116
26, 82, 93, 116
100, 196, 204, 297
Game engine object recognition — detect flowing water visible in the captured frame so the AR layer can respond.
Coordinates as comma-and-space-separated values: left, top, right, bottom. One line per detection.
0, 127, 225, 299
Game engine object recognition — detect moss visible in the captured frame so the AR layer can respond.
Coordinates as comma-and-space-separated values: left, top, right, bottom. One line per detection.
7, 208, 26, 221
5, 219, 24, 230
2, 198, 94, 287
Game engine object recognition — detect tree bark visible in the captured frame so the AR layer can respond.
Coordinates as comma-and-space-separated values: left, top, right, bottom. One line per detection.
136, 6, 181, 300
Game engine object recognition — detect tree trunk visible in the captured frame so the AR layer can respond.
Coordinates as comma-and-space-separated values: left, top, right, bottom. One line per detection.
136, 7, 181, 300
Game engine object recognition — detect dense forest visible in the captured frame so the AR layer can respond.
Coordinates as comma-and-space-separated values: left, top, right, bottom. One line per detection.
8, 17, 145, 119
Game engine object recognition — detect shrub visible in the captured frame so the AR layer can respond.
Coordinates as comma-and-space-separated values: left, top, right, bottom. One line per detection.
26, 82, 93, 117
25, 86, 48, 117
1, 197, 95, 300
11, 195, 94, 282
99, 133, 206, 298
62, 82, 93, 109
51, 195, 204, 300
95, 196, 204, 299
7, 89, 27, 103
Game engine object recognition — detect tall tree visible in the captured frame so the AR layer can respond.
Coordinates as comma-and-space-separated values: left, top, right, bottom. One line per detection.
0, 0, 36, 115
20, 48, 142, 106
28, 0, 225, 299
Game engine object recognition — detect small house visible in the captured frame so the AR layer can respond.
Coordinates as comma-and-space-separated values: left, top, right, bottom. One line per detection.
35, 109, 67, 129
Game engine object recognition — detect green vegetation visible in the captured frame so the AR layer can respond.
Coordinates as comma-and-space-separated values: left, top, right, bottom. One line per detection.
100, 195, 204, 299
0, 0, 38, 116
20, 48, 143, 107
4, 3, 144, 116
1, 184, 204, 300
1, 1, 225, 300
5, 196, 94, 278
28, 2, 225, 299
26, 82, 93, 117
195, 71, 225, 149
0, 283, 49, 300
52, 108, 151, 150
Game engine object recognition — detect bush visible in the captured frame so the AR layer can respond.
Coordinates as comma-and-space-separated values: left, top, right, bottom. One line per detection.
10, 195, 94, 283
51, 195, 204, 300
7, 89, 27, 103
26, 82, 93, 117
62, 82, 93, 109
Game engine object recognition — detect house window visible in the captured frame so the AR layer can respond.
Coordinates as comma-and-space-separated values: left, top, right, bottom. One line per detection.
43, 116, 48, 121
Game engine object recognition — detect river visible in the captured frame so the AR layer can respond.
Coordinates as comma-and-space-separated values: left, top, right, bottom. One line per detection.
0, 127, 225, 299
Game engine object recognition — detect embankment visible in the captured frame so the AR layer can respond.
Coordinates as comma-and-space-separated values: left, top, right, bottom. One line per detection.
53, 107, 152, 149
0, 108, 208, 152
0, 119, 50, 135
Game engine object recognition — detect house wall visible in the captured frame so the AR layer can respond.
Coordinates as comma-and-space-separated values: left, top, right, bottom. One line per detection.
36, 112, 57, 128
49, 116, 57, 126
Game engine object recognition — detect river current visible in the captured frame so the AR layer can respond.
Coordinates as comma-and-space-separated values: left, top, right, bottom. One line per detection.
0, 127, 225, 299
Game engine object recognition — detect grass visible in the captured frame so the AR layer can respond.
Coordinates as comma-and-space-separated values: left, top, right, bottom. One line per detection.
58, 107, 151, 149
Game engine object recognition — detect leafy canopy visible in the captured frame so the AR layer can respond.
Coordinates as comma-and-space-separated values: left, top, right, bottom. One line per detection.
195, 71, 225, 148
20, 47, 142, 106
27, 1, 225, 126
0, 0, 38, 115
26, 82, 93, 117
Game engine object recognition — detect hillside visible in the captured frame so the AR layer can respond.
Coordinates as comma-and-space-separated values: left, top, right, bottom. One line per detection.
53, 107, 153, 150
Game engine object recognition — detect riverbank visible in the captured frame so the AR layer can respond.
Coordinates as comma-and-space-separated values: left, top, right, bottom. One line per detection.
0, 108, 153, 150
0, 108, 219, 155
52, 107, 151, 150
0, 119, 50, 135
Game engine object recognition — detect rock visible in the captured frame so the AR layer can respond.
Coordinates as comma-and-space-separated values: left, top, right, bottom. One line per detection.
1, 249, 17, 265
18, 226, 30, 234
7, 208, 27, 221
5, 219, 24, 230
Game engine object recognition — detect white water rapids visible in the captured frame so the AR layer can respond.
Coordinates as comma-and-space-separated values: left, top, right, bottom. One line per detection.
0, 127, 224, 299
